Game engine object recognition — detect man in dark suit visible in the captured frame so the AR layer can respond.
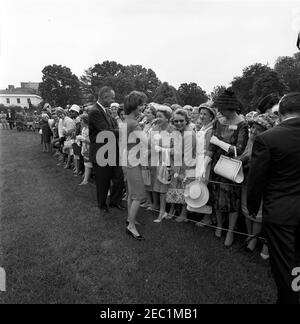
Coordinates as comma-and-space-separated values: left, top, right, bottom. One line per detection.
247, 92, 300, 304
88, 86, 125, 215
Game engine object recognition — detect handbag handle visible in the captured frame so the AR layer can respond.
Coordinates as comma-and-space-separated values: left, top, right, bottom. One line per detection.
233, 146, 237, 159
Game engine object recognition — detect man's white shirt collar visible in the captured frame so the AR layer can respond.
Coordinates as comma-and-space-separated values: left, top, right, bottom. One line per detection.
97, 101, 107, 114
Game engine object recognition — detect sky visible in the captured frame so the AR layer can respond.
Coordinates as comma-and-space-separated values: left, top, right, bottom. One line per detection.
0, 0, 299, 94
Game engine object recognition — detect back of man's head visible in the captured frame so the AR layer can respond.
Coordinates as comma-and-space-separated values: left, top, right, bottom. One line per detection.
279, 92, 300, 118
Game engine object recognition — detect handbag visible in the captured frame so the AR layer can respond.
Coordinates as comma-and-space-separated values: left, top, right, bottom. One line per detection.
157, 165, 171, 184
63, 139, 73, 150
166, 188, 185, 204
141, 168, 151, 186
214, 147, 244, 183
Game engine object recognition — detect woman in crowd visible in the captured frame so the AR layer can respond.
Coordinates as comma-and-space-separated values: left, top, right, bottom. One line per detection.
190, 107, 200, 131
40, 113, 52, 152
123, 90, 148, 240
69, 105, 82, 176
110, 102, 120, 119
195, 102, 216, 226
76, 115, 92, 185
240, 113, 277, 258
141, 104, 157, 209
167, 109, 196, 222
151, 106, 174, 222
0, 111, 9, 129
256, 93, 280, 114
143, 104, 157, 134
62, 109, 76, 169
116, 105, 125, 126
207, 88, 249, 247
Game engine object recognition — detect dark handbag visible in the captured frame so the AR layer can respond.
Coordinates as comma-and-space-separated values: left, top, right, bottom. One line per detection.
72, 143, 82, 156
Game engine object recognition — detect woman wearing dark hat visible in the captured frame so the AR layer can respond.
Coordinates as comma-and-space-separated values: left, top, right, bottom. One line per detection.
239, 114, 276, 258
207, 88, 249, 247
256, 93, 280, 114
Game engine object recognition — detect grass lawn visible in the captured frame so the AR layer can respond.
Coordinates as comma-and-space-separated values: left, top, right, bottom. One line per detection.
0, 129, 276, 304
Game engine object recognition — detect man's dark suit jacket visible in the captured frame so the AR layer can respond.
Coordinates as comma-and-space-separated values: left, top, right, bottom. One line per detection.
247, 118, 300, 226
88, 102, 119, 164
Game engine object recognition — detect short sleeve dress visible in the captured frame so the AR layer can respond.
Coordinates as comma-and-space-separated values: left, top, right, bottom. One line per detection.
207, 117, 249, 213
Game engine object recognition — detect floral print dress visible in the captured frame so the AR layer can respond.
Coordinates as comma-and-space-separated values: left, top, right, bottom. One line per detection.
207, 118, 249, 213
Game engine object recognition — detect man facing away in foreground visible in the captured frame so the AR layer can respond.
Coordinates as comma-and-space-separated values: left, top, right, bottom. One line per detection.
247, 92, 300, 304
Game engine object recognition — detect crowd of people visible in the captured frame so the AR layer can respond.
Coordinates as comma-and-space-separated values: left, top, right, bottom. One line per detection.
18, 88, 281, 251
2, 87, 299, 304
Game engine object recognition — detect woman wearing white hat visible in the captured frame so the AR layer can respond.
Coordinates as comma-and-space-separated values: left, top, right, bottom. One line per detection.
194, 102, 216, 226
167, 109, 196, 222
150, 105, 174, 222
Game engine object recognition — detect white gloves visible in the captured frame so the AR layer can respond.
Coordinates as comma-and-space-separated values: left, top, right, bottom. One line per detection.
210, 135, 231, 153
76, 135, 85, 142
196, 156, 212, 181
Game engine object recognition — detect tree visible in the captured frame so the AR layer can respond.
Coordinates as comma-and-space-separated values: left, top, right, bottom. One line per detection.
274, 53, 300, 92
231, 63, 273, 110
120, 65, 161, 101
80, 61, 161, 102
153, 82, 180, 105
250, 70, 288, 108
39, 64, 81, 107
178, 82, 208, 106
210, 85, 227, 101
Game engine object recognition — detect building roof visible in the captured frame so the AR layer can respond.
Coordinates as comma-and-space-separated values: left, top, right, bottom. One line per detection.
0, 93, 42, 98
0, 88, 38, 95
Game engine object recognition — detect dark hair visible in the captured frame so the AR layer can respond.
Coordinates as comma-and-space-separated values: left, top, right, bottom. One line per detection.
98, 86, 114, 100
124, 91, 147, 115
80, 115, 89, 124
117, 107, 124, 118
257, 93, 280, 114
279, 92, 300, 116
172, 108, 190, 125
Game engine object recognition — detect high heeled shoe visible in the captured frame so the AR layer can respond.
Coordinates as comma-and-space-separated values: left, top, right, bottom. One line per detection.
153, 213, 167, 223
224, 232, 234, 247
126, 228, 145, 241
215, 227, 222, 238
126, 221, 142, 226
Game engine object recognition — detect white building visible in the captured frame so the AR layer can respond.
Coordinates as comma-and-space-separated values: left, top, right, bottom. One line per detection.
0, 94, 43, 108
0, 83, 43, 108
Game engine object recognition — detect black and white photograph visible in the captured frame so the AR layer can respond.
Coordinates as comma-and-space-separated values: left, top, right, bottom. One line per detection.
0, 0, 300, 309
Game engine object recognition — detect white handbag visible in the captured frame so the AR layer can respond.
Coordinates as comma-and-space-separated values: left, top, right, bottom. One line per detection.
214, 147, 244, 183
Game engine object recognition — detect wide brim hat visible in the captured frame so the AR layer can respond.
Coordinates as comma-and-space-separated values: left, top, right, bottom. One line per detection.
184, 180, 209, 209
187, 204, 212, 215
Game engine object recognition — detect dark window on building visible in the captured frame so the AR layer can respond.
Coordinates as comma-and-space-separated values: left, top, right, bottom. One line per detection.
17, 98, 21, 104
27, 98, 31, 104
6, 98, 10, 104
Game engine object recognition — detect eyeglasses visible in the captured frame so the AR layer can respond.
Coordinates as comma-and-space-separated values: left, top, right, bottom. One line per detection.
173, 120, 185, 124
